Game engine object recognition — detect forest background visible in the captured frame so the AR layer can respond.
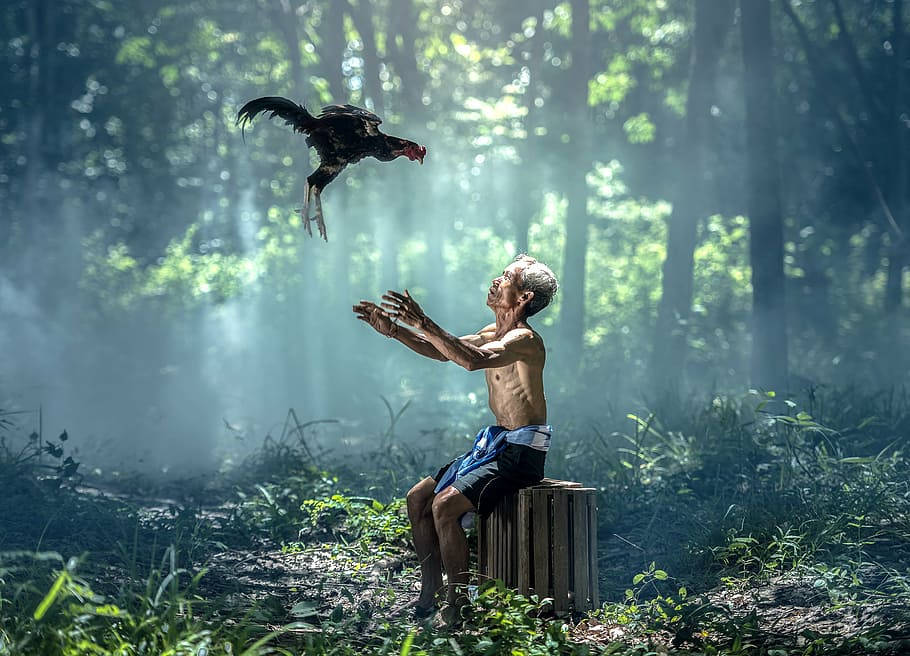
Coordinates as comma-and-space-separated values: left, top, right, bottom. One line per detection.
4, 2, 910, 654
1, 0, 908, 469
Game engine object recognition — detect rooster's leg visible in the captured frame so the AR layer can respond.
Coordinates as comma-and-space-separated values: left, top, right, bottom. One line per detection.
313, 187, 327, 241
300, 181, 313, 237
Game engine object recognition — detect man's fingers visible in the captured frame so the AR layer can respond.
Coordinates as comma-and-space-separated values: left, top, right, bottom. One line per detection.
384, 290, 407, 302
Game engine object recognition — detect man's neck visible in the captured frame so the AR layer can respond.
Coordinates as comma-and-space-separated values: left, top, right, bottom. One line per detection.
493, 308, 527, 338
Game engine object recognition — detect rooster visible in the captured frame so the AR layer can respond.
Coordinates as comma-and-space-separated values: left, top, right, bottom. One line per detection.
237, 97, 426, 240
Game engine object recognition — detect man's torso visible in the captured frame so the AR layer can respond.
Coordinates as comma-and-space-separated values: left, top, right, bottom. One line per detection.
474, 324, 547, 429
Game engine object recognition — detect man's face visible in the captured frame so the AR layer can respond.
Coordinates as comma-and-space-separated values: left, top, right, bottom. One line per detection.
487, 261, 527, 310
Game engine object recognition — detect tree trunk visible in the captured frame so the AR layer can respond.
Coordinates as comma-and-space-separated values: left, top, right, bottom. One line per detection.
386, 0, 422, 110
740, 0, 789, 392
345, 0, 384, 115
23, 0, 46, 252
270, 3, 328, 412
514, 4, 546, 254
885, 0, 906, 314
321, 0, 347, 101
558, 0, 591, 372
273, 0, 306, 95
650, 0, 731, 391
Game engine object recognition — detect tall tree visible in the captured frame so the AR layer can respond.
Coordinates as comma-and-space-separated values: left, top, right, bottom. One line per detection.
320, 0, 347, 101
385, 0, 422, 111
271, 0, 306, 94
741, 0, 788, 391
884, 0, 906, 314
22, 0, 52, 254
514, 3, 547, 254
345, 0, 385, 115
558, 0, 592, 372
650, 0, 732, 390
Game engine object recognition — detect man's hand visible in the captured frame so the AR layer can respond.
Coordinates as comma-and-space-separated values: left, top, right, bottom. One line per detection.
381, 289, 428, 330
353, 300, 398, 337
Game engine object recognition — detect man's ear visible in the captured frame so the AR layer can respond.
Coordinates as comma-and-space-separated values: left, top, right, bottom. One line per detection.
518, 290, 534, 311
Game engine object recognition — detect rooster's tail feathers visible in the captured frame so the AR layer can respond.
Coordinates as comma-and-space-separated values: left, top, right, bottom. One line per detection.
236, 96, 315, 138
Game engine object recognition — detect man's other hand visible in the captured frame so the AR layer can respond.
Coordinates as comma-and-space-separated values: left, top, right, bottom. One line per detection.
381, 290, 428, 329
353, 301, 397, 337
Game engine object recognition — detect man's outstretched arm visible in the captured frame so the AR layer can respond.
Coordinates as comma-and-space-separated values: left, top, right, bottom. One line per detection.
353, 301, 448, 362
381, 291, 537, 371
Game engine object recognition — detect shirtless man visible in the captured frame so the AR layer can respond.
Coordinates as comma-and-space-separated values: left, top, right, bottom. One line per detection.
352, 254, 558, 624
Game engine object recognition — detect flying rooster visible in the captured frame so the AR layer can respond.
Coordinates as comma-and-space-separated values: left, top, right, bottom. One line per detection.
237, 97, 426, 240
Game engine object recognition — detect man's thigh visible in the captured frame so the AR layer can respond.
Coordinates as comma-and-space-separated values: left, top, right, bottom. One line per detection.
452, 447, 545, 514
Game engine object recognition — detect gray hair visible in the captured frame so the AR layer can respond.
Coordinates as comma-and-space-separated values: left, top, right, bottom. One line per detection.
513, 254, 558, 317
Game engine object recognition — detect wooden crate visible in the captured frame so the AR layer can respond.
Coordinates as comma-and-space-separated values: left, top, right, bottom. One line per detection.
476, 478, 599, 614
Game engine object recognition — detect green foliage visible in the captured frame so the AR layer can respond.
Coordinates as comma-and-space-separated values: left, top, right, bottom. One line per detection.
5, 0, 904, 401
4, 389, 910, 654
621, 113, 656, 144
300, 494, 411, 550
0, 551, 280, 656
230, 471, 337, 542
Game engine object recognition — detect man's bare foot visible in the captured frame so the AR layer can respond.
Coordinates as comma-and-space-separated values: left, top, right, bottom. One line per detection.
430, 603, 465, 630
389, 597, 437, 620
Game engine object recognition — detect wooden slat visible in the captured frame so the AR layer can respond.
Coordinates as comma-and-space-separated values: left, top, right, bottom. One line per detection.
588, 493, 599, 607
511, 494, 519, 585
552, 490, 570, 613
497, 504, 503, 580
496, 501, 503, 580
488, 507, 495, 580
490, 506, 496, 580
572, 490, 590, 610
493, 503, 499, 581
503, 497, 512, 585
505, 495, 515, 588
504, 497, 512, 585
478, 512, 486, 577
532, 488, 550, 597
498, 502, 504, 580
518, 490, 531, 594
512, 495, 518, 585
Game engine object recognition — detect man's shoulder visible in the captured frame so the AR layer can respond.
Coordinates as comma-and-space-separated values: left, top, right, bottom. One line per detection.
500, 327, 545, 355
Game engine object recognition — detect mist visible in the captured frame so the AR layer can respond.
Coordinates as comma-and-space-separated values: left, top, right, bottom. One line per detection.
1, 0, 908, 478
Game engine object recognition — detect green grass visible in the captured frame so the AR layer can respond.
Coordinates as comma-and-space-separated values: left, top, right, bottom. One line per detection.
2, 388, 910, 655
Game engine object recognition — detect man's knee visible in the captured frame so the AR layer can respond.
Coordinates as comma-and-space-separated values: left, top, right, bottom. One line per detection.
406, 478, 435, 521
431, 487, 473, 526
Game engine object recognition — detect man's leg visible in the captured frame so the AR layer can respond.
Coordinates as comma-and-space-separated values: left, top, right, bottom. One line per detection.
431, 485, 475, 621
406, 477, 443, 610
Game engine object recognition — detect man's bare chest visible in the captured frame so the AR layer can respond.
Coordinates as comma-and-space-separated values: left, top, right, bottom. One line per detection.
485, 362, 523, 390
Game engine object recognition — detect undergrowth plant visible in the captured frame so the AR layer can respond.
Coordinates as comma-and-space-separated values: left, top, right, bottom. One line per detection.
4, 387, 910, 655
0, 550, 290, 656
